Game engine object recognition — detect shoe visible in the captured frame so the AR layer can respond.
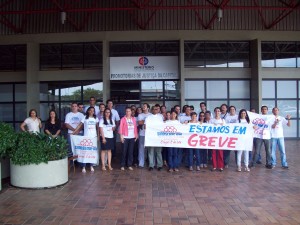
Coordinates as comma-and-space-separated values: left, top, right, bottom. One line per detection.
219, 168, 223, 172
237, 167, 241, 172
121, 167, 125, 171
138, 166, 144, 169
225, 165, 229, 169
256, 161, 262, 164
271, 165, 275, 169
266, 165, 272, 169
211, 168, 216, 172
200, 164, 204, 168
102, 166, 107, 171
196, 166, 200, 171
204, 164, 207, 168
149, 167, 153, 171
90, 166, 94, 172
82, 167, 86, 173
282, 166, 289, 169
158, 167, 162, 171
108, 166, 113, 171
189, 166, 193, 171
174, 168, 179, 172
244, 167, 250, 172
128, 167, 133, 171
168, 169, 173, 172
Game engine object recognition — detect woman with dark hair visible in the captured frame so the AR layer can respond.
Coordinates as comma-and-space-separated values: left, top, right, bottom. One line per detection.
44, 110, 61, 138
198, 111, 208, 168
99, 108, 115, 171
20, 109, 42, 133
73, 106, 99, 173
237, 109, 251, 172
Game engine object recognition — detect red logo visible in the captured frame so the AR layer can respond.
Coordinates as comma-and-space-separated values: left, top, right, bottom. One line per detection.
164, 126, 177, 132
79, 139, 93, 146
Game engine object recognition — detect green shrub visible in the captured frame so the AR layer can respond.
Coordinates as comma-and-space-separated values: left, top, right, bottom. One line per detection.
0, 122, 17, 158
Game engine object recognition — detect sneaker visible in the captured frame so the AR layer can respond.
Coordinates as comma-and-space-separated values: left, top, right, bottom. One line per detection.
196, 166, 200, 171
271, 165, 276, 169
174, 168, 179, 172
282, 166, 289, 169
244, 167, 250, 172
168, 169, 173, 172
237, 167, 241, 172
121, 167, 125, 171
211, 168, 217, 172
128, 167, 133, 171
189, 166, 193, 171
204, 164, 207, 168
219, 168, 223, 172
200, 164, 204, 168
82, 167, 86, 173
90, 166, 94, 172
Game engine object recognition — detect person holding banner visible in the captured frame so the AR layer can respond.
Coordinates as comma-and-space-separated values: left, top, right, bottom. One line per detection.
188, 112, 201, 171
270, 107, 291, 169
211, 107, 225, 171
199, 112, 208, 168
73, 106, 99, 173
119, 107, 138, 171
99, 108, 115, 171
237, 109, 251, 172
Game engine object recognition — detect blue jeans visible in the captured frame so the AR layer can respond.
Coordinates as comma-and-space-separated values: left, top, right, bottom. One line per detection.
168, 147, 178, 169
271, 138, 288, 167
121, 138, 135, 167
188, 149, 200, 167
177, 148, 183, 167
200, 149, 207, 164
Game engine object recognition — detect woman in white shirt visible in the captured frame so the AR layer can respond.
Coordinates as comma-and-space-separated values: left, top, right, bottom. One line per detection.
73, 106, 99, 173
237, 109, 251, 172
20, 109, 42, 133
99, 108, 115, 171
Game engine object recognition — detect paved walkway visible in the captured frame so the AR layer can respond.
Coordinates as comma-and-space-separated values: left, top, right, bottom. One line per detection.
0, 140, 300, 225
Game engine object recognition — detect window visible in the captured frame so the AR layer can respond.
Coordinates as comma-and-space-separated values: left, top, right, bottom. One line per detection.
0, 45, 26, 71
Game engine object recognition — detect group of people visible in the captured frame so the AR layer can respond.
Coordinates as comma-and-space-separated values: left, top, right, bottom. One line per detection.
20, 97, 291, 174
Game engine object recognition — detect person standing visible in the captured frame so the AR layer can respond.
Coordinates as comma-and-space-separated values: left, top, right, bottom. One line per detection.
99, 108, 115, 171
106, 99, 120, 158
119, 107, 138, 171
20, 109, 42, 133
85, 96, 99, 115
44, 110, 61, 138
179, 106, 191, 167
199, 111, 208, 168
137, 103, 151, 168
78, 103, 85, 114
145, 105, 164, 171
97, 103, 105, 121
270, 107, 291, 169
73, 106, 99, 173
65, 102, 85, 157
188, 112, 201, 171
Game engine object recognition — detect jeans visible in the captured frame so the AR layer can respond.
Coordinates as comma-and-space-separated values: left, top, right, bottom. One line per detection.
200, 149, 207, 165
121, 138, 135, 167
253, 138, 271, 166
188, 149, 200, 167
168, 147, 178, 169
148, 147, 162, 168
223, 150, 231, 166
162, 147, 168, 162
271, 137, 288, 167
177, 148, 183, 167
138, 136, 147, 167
133, 138, 139, 165
237, 150, 249, 168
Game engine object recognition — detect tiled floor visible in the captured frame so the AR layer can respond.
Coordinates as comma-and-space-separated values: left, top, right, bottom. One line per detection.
1, 140, 300, 225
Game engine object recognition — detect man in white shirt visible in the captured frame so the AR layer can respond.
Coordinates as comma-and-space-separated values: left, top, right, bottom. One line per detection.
106, 99, 120, 158
85, 96, 99, 115
138, 103, 151, 168
145, 105, 164, 171
270, 107, 291, 169
65, 102, 85, 157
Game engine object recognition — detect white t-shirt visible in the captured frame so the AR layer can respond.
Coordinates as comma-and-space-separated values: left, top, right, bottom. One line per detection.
123, 118, 135, 139
111, 108, 120, 122
138, 112, 151, 136
84, 105, 100, 116
165, 119, 180, 125
145, 114, 164, 126
99, 119, 115, 138
270, 116, 288, 138
65, 112, 85, 134
225, 115, 238, 124
81, 117, 99, 137
210, 118, 226, 125
239, 118, 248, 124
24, 117, 40, 133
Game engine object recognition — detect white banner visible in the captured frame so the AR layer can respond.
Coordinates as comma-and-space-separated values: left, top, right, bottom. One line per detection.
70, 135, 99, 164
145, 122, 254, 151
247, 111, 273, 139
110, 56, 179, 80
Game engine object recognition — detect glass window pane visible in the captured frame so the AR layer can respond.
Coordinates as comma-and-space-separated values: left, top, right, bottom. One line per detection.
84, 43, 102, 68
276, 100, 297, 118
0, 45, 14, 71
229, 100, 250, 112
141, 81, 163, 100
61, 85, 82, 101
40, 103, 57, 121
15, 45, 26, 71
205, 42, 227, 68
261, 100, 275, 114
15, 103, 27, 122
184, 41, 205, 68
262, 80, 275, 98
165, 81, 180, 100
229, 80, 250, 99
83, 82, 103, 102
15, 84, 26, 101
275, 42, 296, 68
62, 43, 83, 69
283, 121, 297, 137
0, 84, 13, 102
164, 101, 180, 111
40, 83, 59, 101
60, 102, 72, 122
40, 44, 61, 70
228, 42, 249, 68
184, 81, 204, 99
277, 81, 296, 98
207, 81, 227, 99
0, 103, 13, 121
206, 100, 227, 113
261, 42, 275, 68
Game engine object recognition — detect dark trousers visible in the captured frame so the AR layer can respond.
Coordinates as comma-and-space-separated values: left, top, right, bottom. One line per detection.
120, 138, 135, 167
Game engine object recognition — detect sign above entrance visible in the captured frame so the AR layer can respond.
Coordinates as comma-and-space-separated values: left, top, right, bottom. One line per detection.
110, 56, 179, 80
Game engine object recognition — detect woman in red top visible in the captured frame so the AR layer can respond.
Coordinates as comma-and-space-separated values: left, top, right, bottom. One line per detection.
119, 107, 138, 171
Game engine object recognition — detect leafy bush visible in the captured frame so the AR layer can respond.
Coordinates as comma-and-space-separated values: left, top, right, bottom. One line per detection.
0, 122, 17, 158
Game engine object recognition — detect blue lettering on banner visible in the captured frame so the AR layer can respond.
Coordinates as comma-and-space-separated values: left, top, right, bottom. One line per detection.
75, 146, 98, 150
189, 125, 230, 134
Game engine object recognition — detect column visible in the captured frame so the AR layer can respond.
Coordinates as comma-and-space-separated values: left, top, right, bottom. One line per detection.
179, 39, 185, 106
102, 40, 110, 103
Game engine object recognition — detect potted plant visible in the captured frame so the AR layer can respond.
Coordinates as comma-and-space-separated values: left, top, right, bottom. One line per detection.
0, 122, 69, 189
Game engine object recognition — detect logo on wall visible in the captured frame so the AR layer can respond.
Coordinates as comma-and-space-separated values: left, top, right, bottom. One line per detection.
139, 56, 149, 66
